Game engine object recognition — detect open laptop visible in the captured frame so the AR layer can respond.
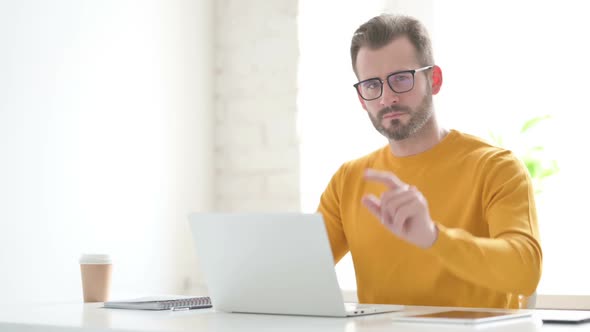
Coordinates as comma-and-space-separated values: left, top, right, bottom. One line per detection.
188, 213, 404, 317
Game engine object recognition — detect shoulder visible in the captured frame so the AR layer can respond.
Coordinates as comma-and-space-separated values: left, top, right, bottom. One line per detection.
336, 145, 390, 178
453, 130, 523, 168
452, 131, 530, 191
452, 130, 501, 154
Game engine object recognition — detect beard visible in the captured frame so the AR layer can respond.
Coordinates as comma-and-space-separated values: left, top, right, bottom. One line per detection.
368, 94, 434, 141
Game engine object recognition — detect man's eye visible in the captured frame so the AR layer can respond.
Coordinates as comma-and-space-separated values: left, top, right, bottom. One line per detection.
362, 81, 380, 90
392, 74, 411, 82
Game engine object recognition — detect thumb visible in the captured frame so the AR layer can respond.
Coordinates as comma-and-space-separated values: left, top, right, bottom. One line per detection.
362, 194, 382, 219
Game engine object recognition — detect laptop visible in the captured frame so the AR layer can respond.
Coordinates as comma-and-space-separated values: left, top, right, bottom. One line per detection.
188, 212, 404, 317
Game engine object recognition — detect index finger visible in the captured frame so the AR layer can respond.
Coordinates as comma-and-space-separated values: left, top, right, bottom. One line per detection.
364, 168, 407, 189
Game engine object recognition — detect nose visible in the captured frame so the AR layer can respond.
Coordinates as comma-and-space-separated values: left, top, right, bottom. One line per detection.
379, 83, 400, 107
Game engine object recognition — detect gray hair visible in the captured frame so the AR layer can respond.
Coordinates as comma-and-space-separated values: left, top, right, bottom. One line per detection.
350, 14, 434, 76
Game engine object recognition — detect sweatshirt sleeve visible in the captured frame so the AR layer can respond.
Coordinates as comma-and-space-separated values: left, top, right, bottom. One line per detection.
317, 164, 350, 264
427, 152, 542, 296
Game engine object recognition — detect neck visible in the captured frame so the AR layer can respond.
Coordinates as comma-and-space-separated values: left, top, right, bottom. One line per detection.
388, 115, 449, 157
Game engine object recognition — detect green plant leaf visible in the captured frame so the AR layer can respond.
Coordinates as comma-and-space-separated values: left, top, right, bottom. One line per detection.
539, 160, 559, 179
524, 159, 540, 178
488, 130, 504, 147
520, 115, 551, 133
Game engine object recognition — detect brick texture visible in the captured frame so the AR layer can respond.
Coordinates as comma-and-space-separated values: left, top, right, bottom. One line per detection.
214, 0, 300, 212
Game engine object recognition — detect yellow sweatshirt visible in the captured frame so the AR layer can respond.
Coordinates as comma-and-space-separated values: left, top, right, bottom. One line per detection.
318, 130, 542, 309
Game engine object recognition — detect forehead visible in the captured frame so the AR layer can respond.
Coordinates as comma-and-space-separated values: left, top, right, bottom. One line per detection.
355, 36, 420, 80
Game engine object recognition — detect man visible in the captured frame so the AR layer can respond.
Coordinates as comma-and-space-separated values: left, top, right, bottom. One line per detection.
318, 14, 541, 309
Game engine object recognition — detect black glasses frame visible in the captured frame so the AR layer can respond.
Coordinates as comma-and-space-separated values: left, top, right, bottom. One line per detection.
353, 65, 434, 101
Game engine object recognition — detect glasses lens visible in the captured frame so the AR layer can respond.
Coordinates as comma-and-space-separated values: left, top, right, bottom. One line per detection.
358, 79, 382, 100
388, 72, 414, 93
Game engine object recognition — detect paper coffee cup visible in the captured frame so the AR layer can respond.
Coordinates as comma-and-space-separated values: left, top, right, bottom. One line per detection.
80, 254, 112, 303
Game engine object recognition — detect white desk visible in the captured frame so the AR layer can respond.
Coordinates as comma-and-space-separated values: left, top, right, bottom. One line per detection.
0, 302, 585, 332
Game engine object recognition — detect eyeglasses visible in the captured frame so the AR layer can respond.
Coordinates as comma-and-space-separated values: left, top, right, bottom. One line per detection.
353, 65, 434, 101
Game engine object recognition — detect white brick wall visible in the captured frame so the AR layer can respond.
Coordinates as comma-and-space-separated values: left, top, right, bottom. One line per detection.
214, 0, 300, 212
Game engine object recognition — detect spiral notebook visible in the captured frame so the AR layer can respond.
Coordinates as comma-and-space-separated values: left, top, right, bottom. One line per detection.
103, 295, 212, 310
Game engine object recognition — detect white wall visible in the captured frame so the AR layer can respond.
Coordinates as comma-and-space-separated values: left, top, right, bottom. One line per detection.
214, 0, 300, 212
0, 0, 213, 303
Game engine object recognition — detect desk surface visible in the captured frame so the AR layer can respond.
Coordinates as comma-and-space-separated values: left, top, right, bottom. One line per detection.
0, 302, 586, 332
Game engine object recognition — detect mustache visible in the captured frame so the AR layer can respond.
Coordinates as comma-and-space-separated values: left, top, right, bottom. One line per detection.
378, 105, 411, 118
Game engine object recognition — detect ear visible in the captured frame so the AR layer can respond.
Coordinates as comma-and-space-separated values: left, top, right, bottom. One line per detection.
431, 65, 443, 95
357, 93, 368, 111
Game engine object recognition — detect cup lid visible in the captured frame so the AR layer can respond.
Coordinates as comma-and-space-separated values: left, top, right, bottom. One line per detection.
79, 254, 112, 264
